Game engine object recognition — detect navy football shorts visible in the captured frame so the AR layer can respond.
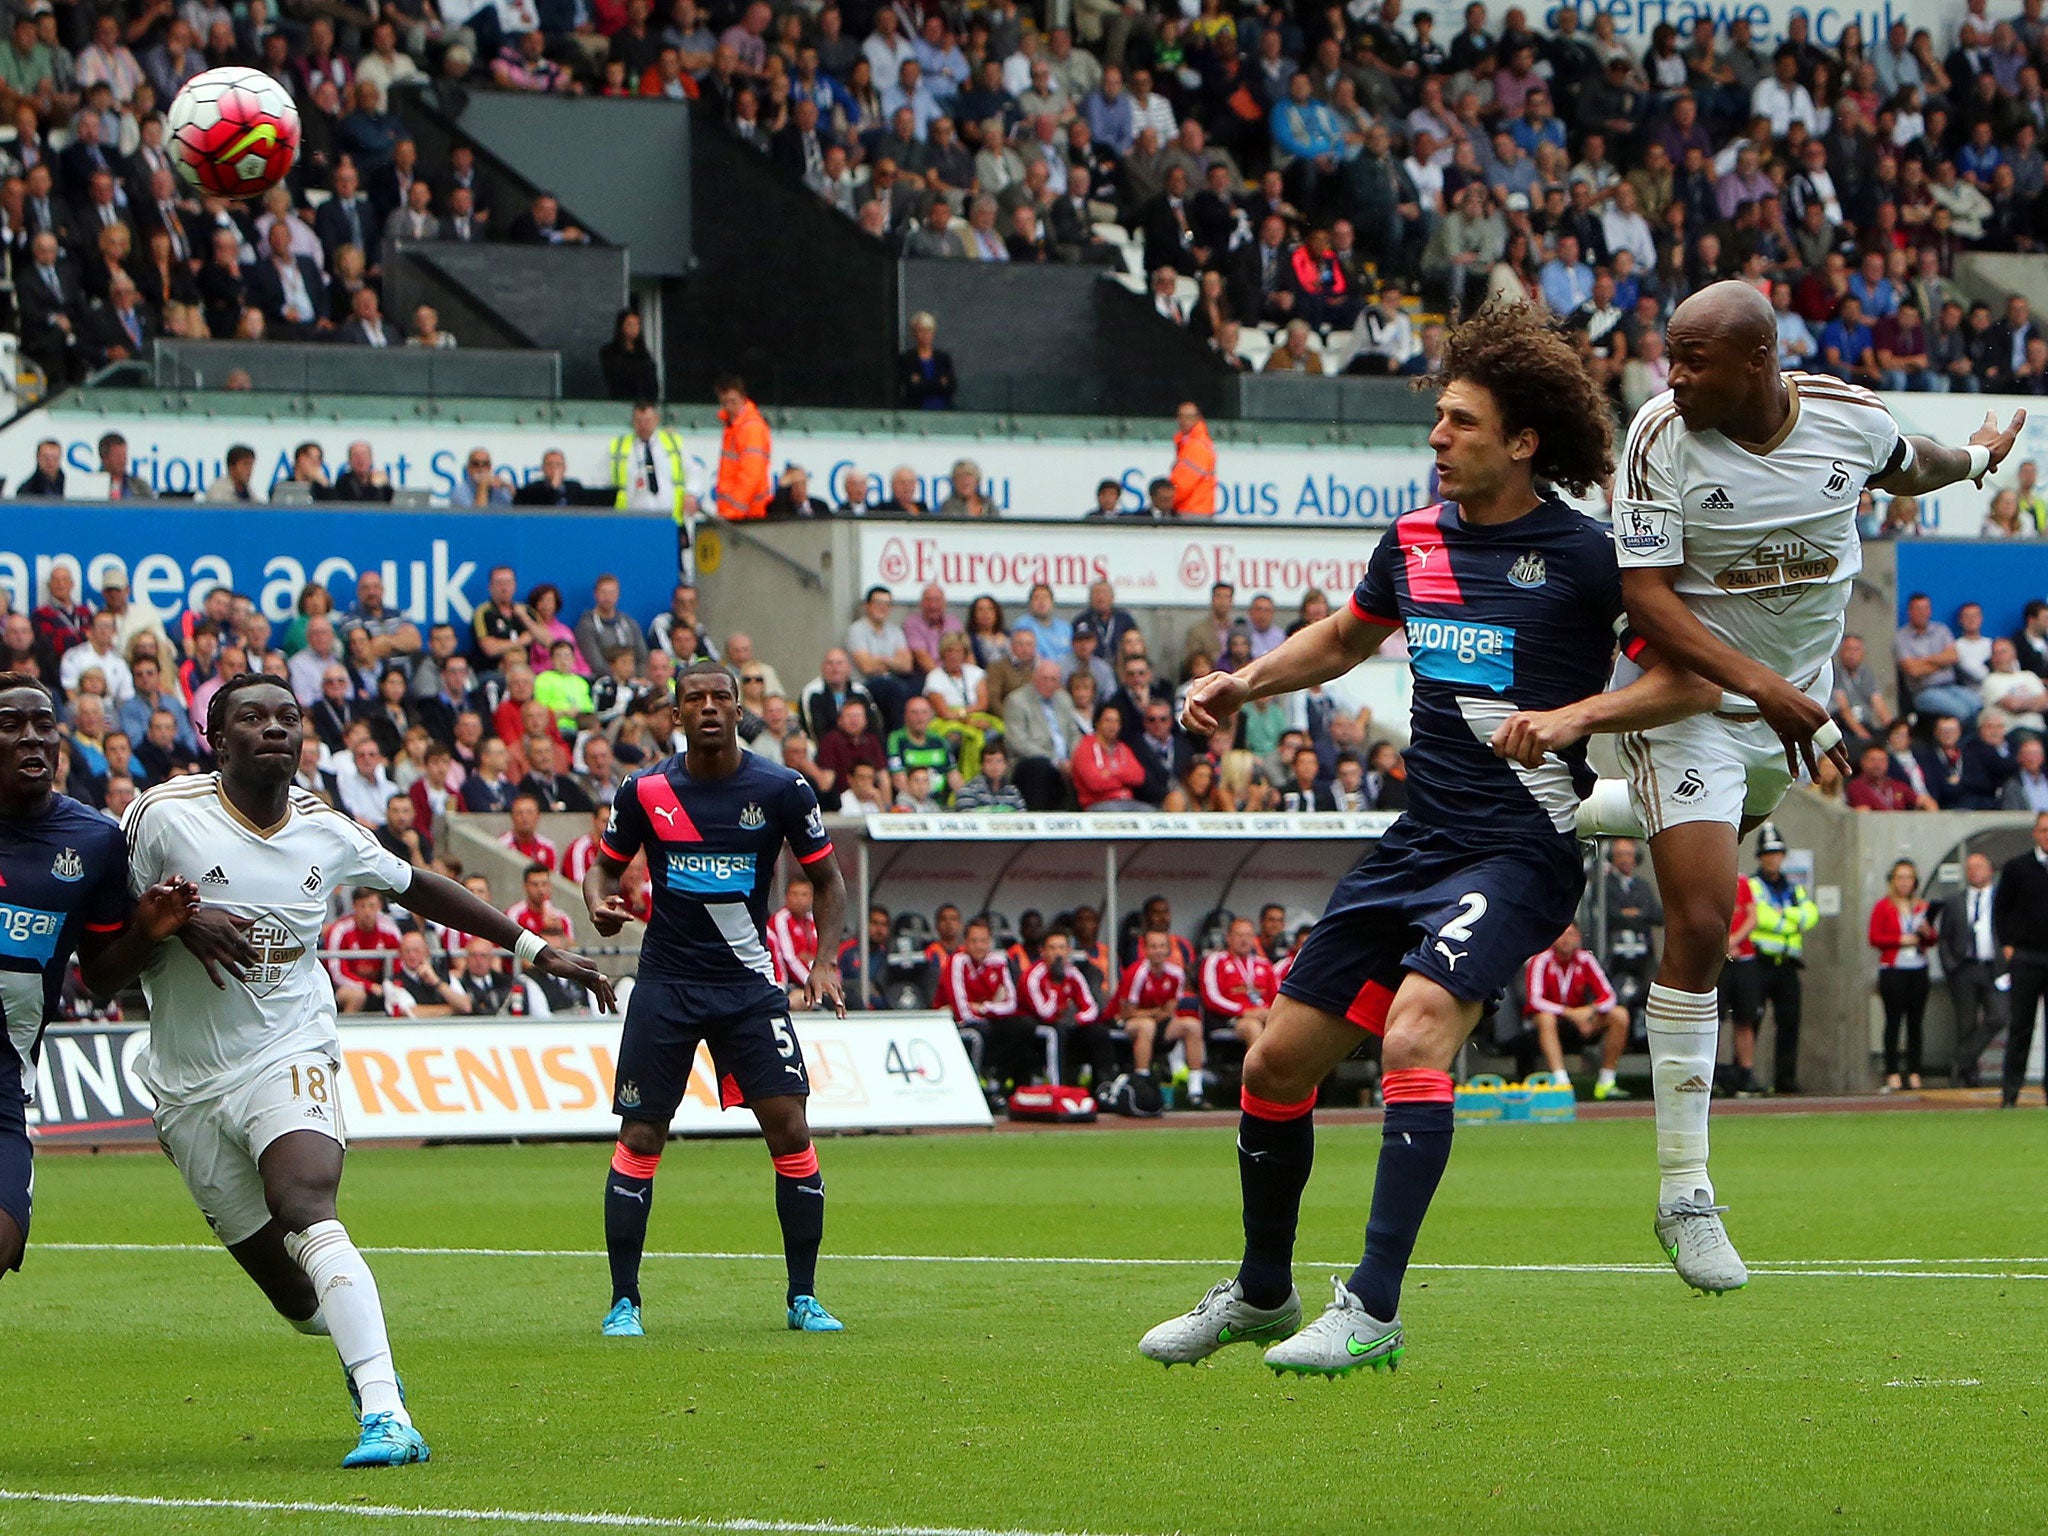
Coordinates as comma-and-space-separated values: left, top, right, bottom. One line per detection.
0, 1041, 33, 1266
612, 978, 811, 1123
1280, 819, 1586, 1034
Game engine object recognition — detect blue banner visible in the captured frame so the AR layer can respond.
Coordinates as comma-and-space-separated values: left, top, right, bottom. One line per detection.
1893, 542, 2042, 641
0, 502, 678, 632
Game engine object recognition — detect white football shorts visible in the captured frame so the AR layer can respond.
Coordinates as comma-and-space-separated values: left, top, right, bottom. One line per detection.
154, 1053, 348, 1247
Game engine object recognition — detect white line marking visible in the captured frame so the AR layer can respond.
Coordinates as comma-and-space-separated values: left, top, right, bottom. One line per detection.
1884, 1379, 1982, 1388
0, 1489, 1139, 1536
35, 1243, 2048, 1279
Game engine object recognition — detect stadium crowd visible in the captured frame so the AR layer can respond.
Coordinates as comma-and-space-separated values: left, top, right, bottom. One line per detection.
12, 3, 2048, 392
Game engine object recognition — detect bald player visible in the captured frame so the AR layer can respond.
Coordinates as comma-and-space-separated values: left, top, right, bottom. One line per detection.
1495, 281, 2021, 1293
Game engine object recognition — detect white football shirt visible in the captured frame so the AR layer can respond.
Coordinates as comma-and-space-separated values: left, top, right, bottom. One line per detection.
124, 776, 413, 1107
1613, 374, 1905, 711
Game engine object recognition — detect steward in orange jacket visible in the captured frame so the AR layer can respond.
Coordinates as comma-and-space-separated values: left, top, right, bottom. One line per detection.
713, 377, 771, 520
1170, 400, 1217, 515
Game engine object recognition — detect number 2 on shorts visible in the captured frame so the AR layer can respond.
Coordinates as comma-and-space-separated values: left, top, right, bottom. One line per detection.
1439, 892, 1489, 943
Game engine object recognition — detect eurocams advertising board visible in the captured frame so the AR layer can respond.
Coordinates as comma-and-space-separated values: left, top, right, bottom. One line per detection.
858, 519, 1395, 606
0, 502, 677, 633
24, 1014, 989, 1144
335, 1013, 991, 1139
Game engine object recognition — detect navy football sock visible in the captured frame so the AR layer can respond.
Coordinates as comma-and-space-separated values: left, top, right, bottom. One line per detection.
1347, 1070, 1456, 1320
1234, 1090, 1316, 1310
604, 1144, 659, 1308
774, 1147, 825, 1304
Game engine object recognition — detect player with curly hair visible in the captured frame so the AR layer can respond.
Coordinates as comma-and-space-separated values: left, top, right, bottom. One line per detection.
1137, 303, 1718, 1378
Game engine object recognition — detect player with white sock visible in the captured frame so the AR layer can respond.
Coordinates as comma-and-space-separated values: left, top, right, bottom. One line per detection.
125, 675, 613, 1466
1493, 281, 2022, 1292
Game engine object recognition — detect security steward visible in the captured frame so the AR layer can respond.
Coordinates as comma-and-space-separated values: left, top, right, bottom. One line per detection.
611, 400, 696, 576
1744, 823, 1820, 1096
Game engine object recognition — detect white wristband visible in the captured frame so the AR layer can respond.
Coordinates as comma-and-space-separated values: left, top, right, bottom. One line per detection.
513, 929, 549, 968
1966, 444, 1991, 483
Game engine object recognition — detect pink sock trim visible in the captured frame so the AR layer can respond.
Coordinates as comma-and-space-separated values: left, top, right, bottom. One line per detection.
772, 1147, 819, 1178
1240, 1087, 1317, 1121
611, 1143, 661, 1179
1380, 1068, 1455, 1104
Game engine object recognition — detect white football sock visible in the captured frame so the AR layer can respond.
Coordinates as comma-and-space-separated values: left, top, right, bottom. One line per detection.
1576, 779, 1645, 839
286, 1220, 409, 1426
1647, 983, 1720, 1205
1597, 1068, 1616, 1089
288, 1308, 330, 1337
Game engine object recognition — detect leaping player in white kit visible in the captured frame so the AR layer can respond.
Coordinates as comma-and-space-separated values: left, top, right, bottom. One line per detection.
124, 675, 615, 1466
1495, 281, 2022, 1293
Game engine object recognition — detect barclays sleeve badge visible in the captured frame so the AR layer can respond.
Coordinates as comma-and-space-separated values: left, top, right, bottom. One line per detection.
1616, 504, 1670, 556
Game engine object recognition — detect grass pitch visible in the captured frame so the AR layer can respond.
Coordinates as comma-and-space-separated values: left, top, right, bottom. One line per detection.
4, 1110, 2046, 1535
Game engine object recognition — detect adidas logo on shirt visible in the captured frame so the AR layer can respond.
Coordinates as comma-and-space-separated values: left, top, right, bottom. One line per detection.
200, 866, 229, 886
1700, 486, 1735, 511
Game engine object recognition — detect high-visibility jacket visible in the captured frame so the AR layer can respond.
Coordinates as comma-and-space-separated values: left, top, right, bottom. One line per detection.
714, 398, 771, 520
1170, 420, 1217, 515
1747, 874, 1819, 961
610, 428, 690, 523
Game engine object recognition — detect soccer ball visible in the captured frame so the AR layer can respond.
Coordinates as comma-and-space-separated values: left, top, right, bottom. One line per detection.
166, 67, 300, 201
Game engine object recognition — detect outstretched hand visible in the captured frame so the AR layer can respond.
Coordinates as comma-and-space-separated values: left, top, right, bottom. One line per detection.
532, 945, 617, 1013
1968, 409, 2026, 484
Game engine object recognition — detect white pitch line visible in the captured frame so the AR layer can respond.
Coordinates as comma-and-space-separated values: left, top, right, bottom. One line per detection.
0, 1489, 1139, 1536
34, 1243, 2048, 1279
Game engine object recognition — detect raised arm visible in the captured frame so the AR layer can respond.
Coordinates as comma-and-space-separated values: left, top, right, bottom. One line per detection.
1181, 609, 1392, 735
1871, 410, 2025, 497
1491, 650, 1723, 768
404, 868, 616, 1010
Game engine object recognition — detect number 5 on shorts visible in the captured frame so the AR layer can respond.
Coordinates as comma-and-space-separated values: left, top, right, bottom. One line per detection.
772, 1016, 798, 1059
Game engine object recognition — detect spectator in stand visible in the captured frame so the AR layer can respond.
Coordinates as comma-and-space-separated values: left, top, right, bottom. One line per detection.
1846, 742, 1919, 811
846, 585, 917, 729
1003, 657, 1082, 811
574, 574, 649, 677
1983, 638, 2048, 735
331, 734, 399, 828
954, 739, 1027, 812
2017, 601, 2048, 679
1884, 718, 1943, 811
898, 311, 956, 409
1011, 583, 1073, 662
499, 792, 561, 869
887, 695, 961, 804
2007, 738, 2048, 813
1521, 922, 1631, 1095
325, 887, 403, 1014
1897, 592, 1983, 724
1071, 702, 1144, 810
462, 738, 519, 812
